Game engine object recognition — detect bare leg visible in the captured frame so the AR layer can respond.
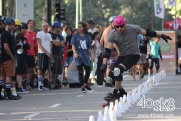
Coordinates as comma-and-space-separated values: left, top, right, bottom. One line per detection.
27, 67, 33, 85
131, 65, 135, 80
16, 75, 23, 88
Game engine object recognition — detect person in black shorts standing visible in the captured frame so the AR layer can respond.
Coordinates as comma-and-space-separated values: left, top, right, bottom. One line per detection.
101, 15, 172, 100
24, 20, 37, 90
15, 23, 30, 93
51, 21, 64, 89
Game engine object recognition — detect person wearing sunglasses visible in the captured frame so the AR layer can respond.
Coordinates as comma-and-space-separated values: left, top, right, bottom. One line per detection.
100, 15, 172, 101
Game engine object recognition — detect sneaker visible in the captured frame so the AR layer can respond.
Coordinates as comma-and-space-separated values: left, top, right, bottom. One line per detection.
85, 86, 93, 91
17, 88, 29, 94
42, 86, 49, 91
27, 85, 33, 91
7, 95, 19, 100
81, 88, 86, 93
104, 93, 118, 101
51, 84, 55, 89
17, 94, 22, 99
38, 85, 43, 91
117, 88, 127, 98
53, 85, 60, 89
105, 83, 114, 87
105, 77, 113, 84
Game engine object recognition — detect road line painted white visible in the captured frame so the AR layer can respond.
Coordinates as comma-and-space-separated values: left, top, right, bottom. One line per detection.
49, 104, 62, 108
76, 95, 84, 97
0, 113, 5, 115
24, 113, 39, 119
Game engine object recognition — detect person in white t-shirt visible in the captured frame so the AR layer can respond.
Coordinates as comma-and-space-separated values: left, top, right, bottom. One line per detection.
36, 22, 52, 90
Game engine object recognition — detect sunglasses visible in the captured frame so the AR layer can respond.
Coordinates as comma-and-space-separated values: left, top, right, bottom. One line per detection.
115, 25, 125, 28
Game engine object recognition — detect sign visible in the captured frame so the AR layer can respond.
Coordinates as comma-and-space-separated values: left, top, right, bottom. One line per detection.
154, 0, 165, 19
168, 0, 176, 7
16, 0, 34, 23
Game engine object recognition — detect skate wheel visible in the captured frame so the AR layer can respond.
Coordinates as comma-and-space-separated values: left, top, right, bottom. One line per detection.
102, 103, 107, 107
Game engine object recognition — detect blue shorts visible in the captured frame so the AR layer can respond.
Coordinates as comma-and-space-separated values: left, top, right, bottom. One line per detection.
38, 53, 49, 70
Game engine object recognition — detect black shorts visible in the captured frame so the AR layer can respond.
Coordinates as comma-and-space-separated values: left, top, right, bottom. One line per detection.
52, 55, 62, 75
148, 58, 160, 69
16, 54, 27, 75
27, 55, 35, 68
111, 54, 140, 71
38, 53, 49, 70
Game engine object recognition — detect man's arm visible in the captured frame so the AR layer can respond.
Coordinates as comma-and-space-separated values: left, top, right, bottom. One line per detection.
37, 38, 50, 56
88, 49, 94, 61
4, 43, 15, 60
113, 43, 119, 54
141, 29, 172, 43
52, 40, 64, 47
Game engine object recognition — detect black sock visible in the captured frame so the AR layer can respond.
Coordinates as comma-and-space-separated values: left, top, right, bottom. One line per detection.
113, 89, 118, 96
6, 83, 11, 97
0, 80, 4, 94
119, 87, 127, 94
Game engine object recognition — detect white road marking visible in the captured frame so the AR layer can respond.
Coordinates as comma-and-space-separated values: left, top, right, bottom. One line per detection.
0, 113, 5, 115
76, 95, 84, 97
49, 104, 62, 108
24, 113, 40, 119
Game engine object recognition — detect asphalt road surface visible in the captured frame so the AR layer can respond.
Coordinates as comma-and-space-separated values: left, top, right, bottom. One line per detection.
0, 74, 181, 121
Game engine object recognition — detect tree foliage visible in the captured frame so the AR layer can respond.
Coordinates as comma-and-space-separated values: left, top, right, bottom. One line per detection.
164, 0, 181, 18
3, 0, 181, 30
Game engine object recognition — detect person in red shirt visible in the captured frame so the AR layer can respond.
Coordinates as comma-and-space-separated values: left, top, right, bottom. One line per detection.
24, 20, 37, 90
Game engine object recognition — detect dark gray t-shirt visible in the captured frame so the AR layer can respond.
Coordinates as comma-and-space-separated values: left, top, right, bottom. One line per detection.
108, 24, 142, 56
71, 33, 91, 66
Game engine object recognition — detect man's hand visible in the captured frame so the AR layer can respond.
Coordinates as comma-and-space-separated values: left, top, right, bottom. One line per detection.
73, 52, 78, 58
100, 64, 107, 73
46, 52, 51, 58
91, 55, 94, 62
161, 34, 172, 43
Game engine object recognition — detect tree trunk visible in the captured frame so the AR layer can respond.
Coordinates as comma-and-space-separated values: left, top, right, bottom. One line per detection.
7, 0, 15, 18
43, 0, 48, 22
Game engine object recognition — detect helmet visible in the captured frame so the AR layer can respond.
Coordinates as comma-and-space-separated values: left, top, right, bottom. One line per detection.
4, 18, 15, 25
34, 28, 40, 33
14, 19, 21, 26
20, 22, 28, 29
109, 16, 116, 22
113, 16, 126, 26
0, 16, 6, 22
52, 21, 61, 28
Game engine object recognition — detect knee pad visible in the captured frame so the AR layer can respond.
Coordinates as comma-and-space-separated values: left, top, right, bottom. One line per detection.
113, 65, 124, 81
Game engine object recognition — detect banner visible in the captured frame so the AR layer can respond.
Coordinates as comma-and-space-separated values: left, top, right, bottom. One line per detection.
168, 0, 176, 7
16, 0, 34, 23
154, 0, 165, 19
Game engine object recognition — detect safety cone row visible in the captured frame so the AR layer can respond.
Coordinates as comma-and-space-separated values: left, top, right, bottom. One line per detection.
89, 70, 166, 121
